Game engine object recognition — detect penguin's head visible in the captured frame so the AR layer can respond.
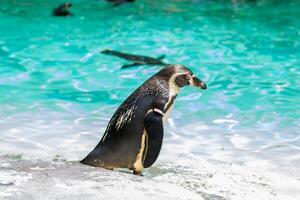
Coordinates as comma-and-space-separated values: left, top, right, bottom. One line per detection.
159, 64, 207, 90
60, 2, 72, 9
65, 3, 72, 8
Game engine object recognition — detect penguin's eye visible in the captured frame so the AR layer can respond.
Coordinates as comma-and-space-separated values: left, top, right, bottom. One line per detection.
175, 74, 190, 87
185, 74, 192, 80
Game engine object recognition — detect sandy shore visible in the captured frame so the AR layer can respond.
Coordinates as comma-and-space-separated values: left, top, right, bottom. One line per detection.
1, 155, 299, 200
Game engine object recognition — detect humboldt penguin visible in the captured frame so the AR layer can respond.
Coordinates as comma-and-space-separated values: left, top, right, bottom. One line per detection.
81, 64, 207, 175
101, 49, 168, 68
52, 2, 73, 16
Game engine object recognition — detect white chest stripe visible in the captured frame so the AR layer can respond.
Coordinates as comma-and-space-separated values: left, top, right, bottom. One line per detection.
146, 108, 164, 116
153, 108, 164, 116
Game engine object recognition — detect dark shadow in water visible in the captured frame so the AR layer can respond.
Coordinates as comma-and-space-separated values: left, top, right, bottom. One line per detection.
101, 49, 168, 69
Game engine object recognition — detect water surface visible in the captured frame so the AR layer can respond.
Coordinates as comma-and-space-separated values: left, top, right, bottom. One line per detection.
0, 0, 300, 199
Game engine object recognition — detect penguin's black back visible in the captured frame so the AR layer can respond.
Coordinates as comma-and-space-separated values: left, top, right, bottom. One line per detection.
81, 70, 171, 169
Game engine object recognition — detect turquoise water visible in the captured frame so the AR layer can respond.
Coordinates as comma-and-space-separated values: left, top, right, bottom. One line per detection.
1, 0, 300, 158
1, 1, 300, 199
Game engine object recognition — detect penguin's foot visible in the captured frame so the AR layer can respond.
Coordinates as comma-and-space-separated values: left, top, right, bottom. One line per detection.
133, 168, 142, 175
133, 171, 142, 176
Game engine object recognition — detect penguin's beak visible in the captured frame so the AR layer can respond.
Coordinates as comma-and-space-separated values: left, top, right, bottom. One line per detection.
191, 77, 207, 89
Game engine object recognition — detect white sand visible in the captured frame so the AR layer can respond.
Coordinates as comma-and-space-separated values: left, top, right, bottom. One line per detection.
1, 154, 299, 200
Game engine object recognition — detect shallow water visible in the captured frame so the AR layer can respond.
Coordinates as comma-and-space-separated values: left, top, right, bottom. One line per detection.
1, 0, 300, 199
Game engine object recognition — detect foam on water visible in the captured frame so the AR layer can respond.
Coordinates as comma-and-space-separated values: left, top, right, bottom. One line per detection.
1, 0, 300, 199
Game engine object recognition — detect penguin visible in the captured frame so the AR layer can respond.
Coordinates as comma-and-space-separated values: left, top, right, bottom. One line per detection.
105, 0, 135, 7
101, 49, 168, 68
81, 64, 207, 175
52, 2, 73, 16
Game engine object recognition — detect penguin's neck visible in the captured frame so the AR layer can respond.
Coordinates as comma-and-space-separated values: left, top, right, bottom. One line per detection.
163, 74, 180, 113
168, 74, 180, 97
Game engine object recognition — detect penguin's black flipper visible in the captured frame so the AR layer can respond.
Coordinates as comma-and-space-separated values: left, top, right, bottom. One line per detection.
121, 63, 142, 69
143, 111, 164, 168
